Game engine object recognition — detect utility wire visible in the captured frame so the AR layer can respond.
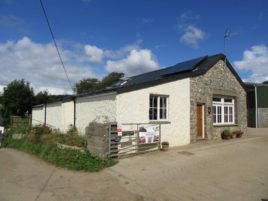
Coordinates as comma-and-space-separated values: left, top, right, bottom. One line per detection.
39, 0, 73, 91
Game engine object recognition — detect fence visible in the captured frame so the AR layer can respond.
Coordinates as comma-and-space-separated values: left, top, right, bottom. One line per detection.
10, 115, 31, 128
108, 123, 161, 158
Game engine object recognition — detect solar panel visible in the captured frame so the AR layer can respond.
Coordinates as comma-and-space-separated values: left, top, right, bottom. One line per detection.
162, 55, 207, 76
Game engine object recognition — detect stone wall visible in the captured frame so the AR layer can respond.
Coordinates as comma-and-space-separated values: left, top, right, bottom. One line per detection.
85, 122, 109, 157
190, 60, 247, 142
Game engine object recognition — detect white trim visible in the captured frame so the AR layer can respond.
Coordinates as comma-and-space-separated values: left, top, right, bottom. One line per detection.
213, 97, 235, 125
149, 95, 168, 121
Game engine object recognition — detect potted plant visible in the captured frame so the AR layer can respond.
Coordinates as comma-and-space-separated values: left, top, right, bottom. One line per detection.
233, 129, 244, 138
221, 129, 231, 140
161, 141, 169, 151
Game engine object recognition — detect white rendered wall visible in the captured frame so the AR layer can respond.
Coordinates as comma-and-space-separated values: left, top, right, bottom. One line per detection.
32, 106, 45, 125
61, 101, 74, 132
116, 78, 191, 147
46, 102, 62, 130
75, 92, 116, 135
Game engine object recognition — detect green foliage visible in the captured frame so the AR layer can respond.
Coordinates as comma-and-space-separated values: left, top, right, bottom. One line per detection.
222, 129, 231, 136
2, 130, 116, 172
0, 79, 34, 126
33, 90, 71, 106
73, 78, 99, 94
11, 124, 32, 134
98, 72, 124, 89
73, 72, 124, 94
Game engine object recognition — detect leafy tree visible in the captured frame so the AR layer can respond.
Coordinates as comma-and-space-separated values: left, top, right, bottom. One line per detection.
33, 90, 49, 105
1, 79, 34, 125
98, 72, 124, 89
33, 90, 71, 106
73, 78, 99, 94
73, 72, 124, 94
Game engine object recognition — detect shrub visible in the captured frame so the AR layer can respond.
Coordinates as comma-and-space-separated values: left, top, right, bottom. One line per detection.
2, 137, 115, 171
11, 124, 32, 134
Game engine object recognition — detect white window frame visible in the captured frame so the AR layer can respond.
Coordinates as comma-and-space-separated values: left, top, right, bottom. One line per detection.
213, 97, 235, 125
149, 95, 168, 121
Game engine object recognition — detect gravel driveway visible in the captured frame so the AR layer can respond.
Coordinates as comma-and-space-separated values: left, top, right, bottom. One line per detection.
1, 128, 268, 201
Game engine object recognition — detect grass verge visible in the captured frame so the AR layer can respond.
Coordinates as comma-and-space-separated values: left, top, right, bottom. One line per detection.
2, 133, 116, 172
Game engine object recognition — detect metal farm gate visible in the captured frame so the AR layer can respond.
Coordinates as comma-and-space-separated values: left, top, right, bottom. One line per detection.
108, 123, 161, 158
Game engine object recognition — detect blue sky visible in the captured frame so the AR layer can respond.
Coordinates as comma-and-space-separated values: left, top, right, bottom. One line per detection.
0, 0, 268, 94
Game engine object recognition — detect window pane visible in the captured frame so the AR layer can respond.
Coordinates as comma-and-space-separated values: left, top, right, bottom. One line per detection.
160, 97, 167, 108
153, 97, 157, 107
224, 106, 228, 122
213, 106, 217, 123
160, 108, 166, 119
150, 96, 153, 107
149, 108, 152, 120
224, 98, 232, 103
229, 107, 233, 123
217, 107, 222, 123
213, 97, 221, 102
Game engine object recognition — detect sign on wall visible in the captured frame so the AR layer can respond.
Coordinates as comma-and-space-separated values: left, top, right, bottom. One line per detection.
138, 124, 159, 144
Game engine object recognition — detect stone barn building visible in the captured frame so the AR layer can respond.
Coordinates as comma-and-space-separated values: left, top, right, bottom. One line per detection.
32, 53, 247, 147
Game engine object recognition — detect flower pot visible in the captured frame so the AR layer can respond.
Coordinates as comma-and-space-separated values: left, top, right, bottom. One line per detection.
236, 133, 242, 138
162, 145, 169, 151
161, 142, 169, 151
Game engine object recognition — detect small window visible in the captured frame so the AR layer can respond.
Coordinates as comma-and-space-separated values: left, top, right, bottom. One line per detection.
149, 95, 168, 121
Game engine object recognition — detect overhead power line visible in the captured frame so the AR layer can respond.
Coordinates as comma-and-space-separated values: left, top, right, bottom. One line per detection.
39, 0, 73, 91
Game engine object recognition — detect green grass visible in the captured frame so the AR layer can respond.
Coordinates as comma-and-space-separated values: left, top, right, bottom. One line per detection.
2, 128, 116, 172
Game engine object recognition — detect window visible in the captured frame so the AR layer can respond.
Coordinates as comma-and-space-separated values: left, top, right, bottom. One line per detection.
149, 95, 168, 121
213, 97, 235, 125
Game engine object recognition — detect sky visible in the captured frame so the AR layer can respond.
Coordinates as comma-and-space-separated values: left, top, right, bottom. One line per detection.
0, 0, 268, 94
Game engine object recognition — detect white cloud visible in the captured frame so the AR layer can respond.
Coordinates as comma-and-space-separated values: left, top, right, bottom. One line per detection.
104, 43, 140, 59
84, 44, 104, 63
180, 25, 205, 48
0, 37, 96, 95
105, 49, 159, 76
234, 45, 268, 82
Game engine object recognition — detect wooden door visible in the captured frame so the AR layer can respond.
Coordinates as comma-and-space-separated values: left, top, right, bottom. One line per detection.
196, 105, 203, 137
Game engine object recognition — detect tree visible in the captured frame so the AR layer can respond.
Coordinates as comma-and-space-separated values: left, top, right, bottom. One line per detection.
1, 79, 34, 123
33, 90, 69, 105
73, 78, 99, 94
98, 72, 124, 89
73, 72, 124, 94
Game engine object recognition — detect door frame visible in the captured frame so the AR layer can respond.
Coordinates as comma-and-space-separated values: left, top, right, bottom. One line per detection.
196, 103, 206, 139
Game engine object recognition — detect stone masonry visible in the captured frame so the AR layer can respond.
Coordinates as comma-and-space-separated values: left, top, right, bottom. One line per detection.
190, 60, 247, 142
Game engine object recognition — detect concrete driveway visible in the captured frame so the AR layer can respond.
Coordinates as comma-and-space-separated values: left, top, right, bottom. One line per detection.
107, 129, 268, 201
0, 128, 268, 201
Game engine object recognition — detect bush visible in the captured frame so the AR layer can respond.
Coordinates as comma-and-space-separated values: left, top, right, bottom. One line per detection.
2, 137, 115, 171
1, 124, 115, 171
11, 124, 32, 134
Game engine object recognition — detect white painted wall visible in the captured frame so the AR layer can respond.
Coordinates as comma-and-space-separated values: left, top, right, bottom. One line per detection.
75, 92, 117, 134
32, 106, 45, 125
61, 101, 74, 132
116, 78, 191, 147
46, 102, 62, 130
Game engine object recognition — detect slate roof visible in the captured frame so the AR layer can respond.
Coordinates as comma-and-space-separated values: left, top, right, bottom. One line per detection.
55, 53, 244, 100
111, 53, 245, 93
